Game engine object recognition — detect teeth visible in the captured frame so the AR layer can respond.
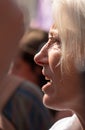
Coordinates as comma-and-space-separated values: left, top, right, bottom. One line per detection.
45, 77, 52, 82
50, 80, 52, 83
45, 77, 50, 80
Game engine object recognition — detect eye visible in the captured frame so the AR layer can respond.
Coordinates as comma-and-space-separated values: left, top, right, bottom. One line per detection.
49, 36, 61, 48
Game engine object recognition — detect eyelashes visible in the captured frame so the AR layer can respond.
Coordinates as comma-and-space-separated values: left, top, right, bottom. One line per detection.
49, 36, 61, 47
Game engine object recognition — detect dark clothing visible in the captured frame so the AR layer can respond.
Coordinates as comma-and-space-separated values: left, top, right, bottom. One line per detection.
1, 77, 52, 130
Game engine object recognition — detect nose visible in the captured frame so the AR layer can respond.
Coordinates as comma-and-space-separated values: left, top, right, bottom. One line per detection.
34, 44, 48, 67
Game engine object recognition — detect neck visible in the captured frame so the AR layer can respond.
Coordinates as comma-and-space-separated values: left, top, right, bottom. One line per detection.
71, 95, 85, 130
76, 102, 85, 130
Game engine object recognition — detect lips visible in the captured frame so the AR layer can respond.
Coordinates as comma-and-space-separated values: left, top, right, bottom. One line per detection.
42, 81, 53, 94
41, 69, 53, 94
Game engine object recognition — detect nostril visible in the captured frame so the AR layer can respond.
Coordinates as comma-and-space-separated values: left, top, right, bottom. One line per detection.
34, 53, 47, 66
34, 53, 41, 65
34, 55, 42, 66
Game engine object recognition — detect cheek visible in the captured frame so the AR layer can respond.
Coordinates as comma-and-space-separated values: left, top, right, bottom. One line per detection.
48, 50, 61, 72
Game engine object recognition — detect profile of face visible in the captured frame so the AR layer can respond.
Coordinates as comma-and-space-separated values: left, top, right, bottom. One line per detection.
0, 1, 25, 80
34, 27, 82, 110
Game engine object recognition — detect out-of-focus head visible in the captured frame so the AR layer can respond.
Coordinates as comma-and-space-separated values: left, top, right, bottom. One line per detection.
52, 0, 85, 73
20, 28, 48, 56
0, 0, 29, 80
11, 28, 48, 86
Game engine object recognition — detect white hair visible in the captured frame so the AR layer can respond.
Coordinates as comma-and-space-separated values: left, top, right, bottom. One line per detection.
52, 0, 85, 73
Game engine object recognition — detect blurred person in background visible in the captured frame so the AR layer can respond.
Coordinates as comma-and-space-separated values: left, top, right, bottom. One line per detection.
0, 0, 29, 129
0, 0, 52, 130
10, 28, 48, 88
8, 28, 53, 129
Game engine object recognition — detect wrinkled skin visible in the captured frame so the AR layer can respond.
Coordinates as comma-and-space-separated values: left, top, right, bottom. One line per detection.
34, 26, 82, 111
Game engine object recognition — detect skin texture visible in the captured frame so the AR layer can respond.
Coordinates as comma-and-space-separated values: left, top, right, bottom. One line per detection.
0, 0, 25, 81
34, 26, 81, 110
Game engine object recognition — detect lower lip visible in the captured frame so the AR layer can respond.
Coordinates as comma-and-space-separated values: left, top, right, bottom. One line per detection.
42, 81, 52, 94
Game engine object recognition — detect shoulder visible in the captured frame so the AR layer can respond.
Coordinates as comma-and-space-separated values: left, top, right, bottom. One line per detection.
49, 114, 82, 130
3, 80, 44, 113
19, 80, 43, 98
3, 79, 52, 130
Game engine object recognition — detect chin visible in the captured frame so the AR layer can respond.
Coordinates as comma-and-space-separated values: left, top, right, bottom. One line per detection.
42, 94, 56, 110
43, 94, 67, 111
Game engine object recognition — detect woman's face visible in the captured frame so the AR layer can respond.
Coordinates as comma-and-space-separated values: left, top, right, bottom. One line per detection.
34, 26, 81, 110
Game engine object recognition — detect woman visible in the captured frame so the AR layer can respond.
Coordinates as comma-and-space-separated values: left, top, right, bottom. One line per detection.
34, 0, 85, 129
